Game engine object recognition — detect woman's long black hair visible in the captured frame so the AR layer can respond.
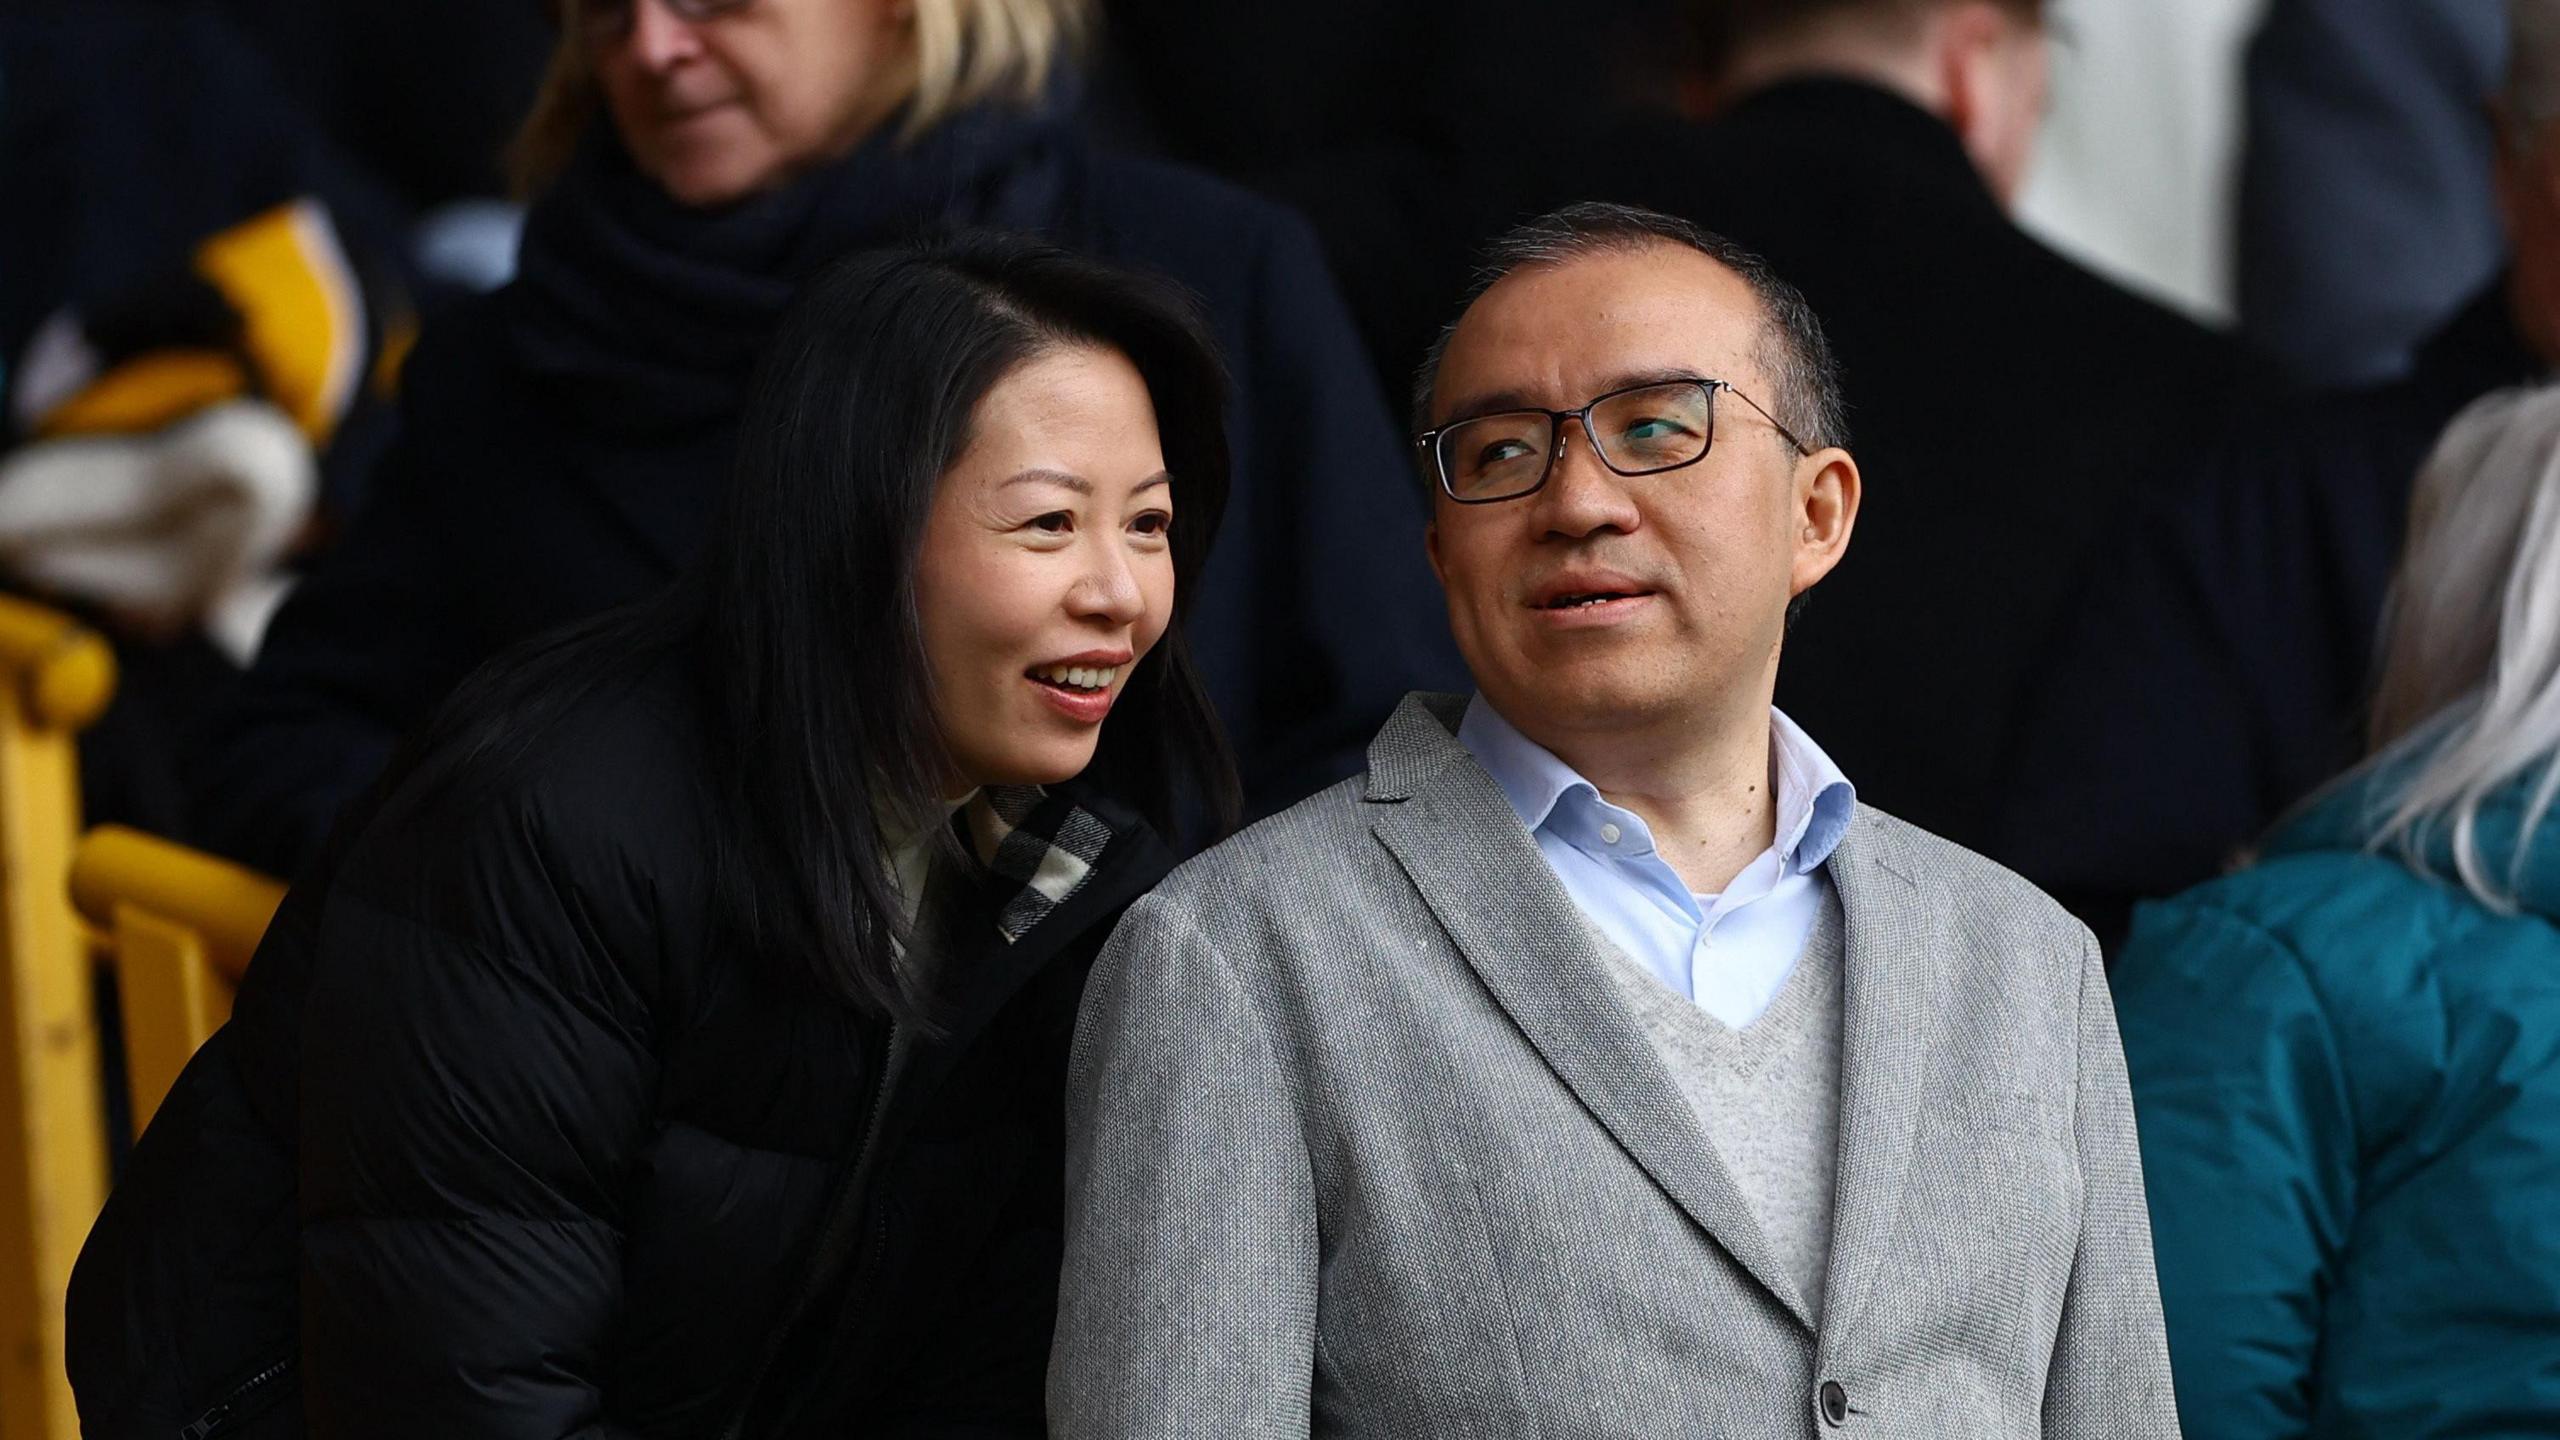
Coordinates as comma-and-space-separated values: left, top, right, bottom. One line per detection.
379, 233, 1238, 1023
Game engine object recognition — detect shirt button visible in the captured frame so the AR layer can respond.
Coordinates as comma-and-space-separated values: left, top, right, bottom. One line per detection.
1598, 822, 1622, 845
1818, 1380, 1850, 1426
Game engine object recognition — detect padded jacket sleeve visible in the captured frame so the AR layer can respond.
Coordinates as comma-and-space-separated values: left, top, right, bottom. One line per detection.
869, 1164, 1056, 1439
2111, 899, 2357, 1440
295, 795, 660, 1439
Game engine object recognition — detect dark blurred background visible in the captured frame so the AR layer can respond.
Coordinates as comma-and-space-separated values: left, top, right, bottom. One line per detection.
1, 0, 2542, 940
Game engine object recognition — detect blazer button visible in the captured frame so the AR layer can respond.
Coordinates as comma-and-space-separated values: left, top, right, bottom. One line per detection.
1819, 1380, 1850, 1426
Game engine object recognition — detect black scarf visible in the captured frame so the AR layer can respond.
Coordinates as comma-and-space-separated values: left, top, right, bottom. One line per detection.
503, 96, 1081, 435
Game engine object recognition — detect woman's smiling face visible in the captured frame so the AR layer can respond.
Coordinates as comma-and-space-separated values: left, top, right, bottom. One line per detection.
913, 343, 1178, 792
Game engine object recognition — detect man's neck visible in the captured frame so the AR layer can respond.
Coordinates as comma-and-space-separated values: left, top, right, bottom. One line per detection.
1536, 706, 1779, 899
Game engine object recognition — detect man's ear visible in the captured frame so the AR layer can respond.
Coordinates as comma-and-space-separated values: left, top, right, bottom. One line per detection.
1789, 446, 1860, 599
1424, 517, 1447, 588
1939, 3, 2000, 135
1937, 1, 2045, 206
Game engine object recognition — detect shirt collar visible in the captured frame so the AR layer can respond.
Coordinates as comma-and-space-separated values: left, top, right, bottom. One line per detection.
1455, 695, 1595, 834
1457, 695, 1856, 873
1768, 706, 1856, 872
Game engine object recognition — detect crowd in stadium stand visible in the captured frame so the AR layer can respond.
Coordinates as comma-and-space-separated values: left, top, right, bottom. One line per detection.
11, 0, 2557, 1435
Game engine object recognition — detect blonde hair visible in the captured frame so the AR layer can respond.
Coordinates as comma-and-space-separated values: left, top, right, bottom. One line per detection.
2362, 382, 2560, 908
508, 0, 1090, 197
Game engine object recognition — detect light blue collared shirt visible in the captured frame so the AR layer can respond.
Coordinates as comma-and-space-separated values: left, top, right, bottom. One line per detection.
1457, 696, 1856, 1029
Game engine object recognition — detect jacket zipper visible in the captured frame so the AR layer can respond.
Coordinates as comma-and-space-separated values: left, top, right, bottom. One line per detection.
716, 1020, 907, 1440
180, 1356, 295, 1440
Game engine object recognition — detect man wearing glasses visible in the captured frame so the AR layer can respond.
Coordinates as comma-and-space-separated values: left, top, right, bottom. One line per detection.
1050, 202, 2176, 1437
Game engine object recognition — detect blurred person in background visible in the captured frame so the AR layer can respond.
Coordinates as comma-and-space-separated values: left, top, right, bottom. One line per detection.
1546, 0, 2274, 860
2239, 0, 2510, 389
1090, 0, 1686, 402
169, 0, 557, 293
197, 0, 1454, 877
2111, 381, 2560, 1438
2005, 0, 2271, 329
0, 0, 415, 836
171, 0, 554, 216
72, 237, 1238, 1439
2001, 0, 2555, 939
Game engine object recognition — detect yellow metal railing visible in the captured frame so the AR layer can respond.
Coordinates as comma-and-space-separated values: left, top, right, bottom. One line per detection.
69, 828, 284, 1133
0, 597, 113, 1440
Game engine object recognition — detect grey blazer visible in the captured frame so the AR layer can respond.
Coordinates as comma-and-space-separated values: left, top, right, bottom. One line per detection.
1051, 694, 2177, 1438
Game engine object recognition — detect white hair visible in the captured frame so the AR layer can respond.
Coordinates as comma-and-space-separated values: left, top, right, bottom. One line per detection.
2364, 382, 2560, 908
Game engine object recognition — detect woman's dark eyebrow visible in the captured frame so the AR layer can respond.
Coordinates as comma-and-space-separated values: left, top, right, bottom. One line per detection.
1003, 468, 1174, 493
1002, 467, 1092, 494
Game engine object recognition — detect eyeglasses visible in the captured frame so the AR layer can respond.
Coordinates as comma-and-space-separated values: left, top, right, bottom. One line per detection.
571, 0, 756, 46
1415, 377, 1813, 505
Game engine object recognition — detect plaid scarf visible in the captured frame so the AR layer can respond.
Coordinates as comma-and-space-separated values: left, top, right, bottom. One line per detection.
963, 786, 1118, 945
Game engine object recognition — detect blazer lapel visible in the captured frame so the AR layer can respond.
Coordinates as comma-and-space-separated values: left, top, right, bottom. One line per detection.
1364, 699, 1815, 1329
1815, 811, 1949, 1334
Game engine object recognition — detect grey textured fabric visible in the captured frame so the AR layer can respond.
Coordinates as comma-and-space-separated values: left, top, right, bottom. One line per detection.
1593, 889, 1846, 1326
1051, 693, 2179, 1439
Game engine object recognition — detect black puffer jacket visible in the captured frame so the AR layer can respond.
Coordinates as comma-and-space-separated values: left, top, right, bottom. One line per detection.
68, 657, 1173, 1437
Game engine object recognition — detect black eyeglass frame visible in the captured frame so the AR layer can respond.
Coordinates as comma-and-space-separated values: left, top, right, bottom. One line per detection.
572, 0, 756, 43
1414, 377, 1816, 506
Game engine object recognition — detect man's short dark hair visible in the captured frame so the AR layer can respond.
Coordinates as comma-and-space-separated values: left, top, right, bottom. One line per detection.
1689, 0, 2049, 80
1410, 202, 1849, 630
1411, 201, 1850, 458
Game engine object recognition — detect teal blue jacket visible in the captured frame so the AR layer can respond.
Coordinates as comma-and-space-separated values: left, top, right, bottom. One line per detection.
2112, 763, 2560, 1438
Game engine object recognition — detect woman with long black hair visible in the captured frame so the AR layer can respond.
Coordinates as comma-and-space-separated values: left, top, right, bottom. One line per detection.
194, 0, 1457, 878
70, 234, 1237, 1437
